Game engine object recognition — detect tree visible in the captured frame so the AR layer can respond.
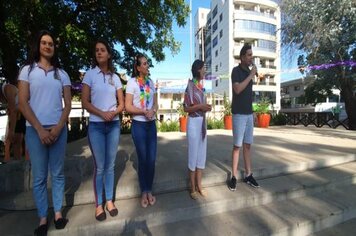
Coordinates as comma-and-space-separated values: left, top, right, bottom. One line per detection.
0, 0, 189, 82
281, 0, 356, 130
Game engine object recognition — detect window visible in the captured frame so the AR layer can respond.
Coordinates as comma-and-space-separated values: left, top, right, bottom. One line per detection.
213, 36, 218, 48
215, 65, 218, 72
257, 39, 276, 52
213, 21, 218, 34
235, 20, 276, 35
212, 6, 218, 18
219, 13, 223, 22
294, 86, 300, 91
219, 30, 223, 38
215, 50, 218, 57
173, 94, 181, 101
215, 80, 219, 87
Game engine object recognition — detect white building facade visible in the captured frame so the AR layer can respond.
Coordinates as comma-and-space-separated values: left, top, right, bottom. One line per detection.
194, 0, 281, 110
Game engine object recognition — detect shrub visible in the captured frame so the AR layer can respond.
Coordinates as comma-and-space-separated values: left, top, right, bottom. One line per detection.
270, 113, 287, 126
207, 118, 224, 129
158, 120, 179, 132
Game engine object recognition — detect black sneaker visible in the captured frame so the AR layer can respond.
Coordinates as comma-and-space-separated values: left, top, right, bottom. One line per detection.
228, 176, 237, 191
244, 174, 260, 188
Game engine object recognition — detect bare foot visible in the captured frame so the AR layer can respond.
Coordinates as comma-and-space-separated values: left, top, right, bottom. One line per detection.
141, 193, 149, 208
147, 193, 156, 206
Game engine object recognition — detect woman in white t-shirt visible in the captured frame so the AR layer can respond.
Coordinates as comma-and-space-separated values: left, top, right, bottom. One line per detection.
125, 53, 158, 208
81, 39, 124, 221
18, 30, 71, 235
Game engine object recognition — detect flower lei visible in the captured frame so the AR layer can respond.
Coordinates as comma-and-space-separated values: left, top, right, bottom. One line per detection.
137, 76, 150, 109
193, 78, 204, 91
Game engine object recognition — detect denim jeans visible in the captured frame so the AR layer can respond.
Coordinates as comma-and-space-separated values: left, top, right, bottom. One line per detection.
131, 120, 157, 193
88, 120, 120, 206
26, 125, 67, 218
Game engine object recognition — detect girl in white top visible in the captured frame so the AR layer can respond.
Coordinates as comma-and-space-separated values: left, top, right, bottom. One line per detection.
18, 30, 71, 235
125, 53, 158, 208
81, 39, 124, 221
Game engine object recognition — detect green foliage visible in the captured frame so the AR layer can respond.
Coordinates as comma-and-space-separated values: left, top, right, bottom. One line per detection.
281, 0, 356, 129
158, 120, 179, 132
176, 102, 187, 117
270, 113, 287, 126
0, 0, 190, 81
223, 92, 232, 116
253, 97, 270, 114
207, 118, 224, 130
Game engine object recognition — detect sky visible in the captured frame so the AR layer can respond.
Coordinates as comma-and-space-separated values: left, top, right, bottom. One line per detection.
146, 0, 302, 82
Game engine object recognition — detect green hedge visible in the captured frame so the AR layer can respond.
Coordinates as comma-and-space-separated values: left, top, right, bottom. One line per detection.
158, 120, 179, 132
207, 118, 224, 130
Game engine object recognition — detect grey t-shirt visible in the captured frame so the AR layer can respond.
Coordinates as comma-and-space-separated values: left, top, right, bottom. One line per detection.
231, 65, 253, 115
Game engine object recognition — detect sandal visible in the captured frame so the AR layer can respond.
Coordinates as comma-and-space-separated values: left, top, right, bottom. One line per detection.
198, 189, 208, 197
190, 191, 199, 200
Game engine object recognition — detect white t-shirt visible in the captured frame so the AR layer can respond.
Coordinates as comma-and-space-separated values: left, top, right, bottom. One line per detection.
82, 66, 123, 122
18, 63, 71, 126
126, 77, 156, 122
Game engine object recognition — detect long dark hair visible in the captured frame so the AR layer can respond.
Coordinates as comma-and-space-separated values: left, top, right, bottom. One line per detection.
92, 39, 115, 73
132, 53, 146, 78
27, 30, 61, 72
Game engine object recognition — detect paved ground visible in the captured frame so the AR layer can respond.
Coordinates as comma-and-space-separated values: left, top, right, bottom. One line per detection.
0, 125, 355, 235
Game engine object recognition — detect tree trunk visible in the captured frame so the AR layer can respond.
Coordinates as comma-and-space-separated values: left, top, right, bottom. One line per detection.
340, 84, 356, 130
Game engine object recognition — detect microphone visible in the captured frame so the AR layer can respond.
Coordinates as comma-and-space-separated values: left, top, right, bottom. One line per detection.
252, 64, 258, 77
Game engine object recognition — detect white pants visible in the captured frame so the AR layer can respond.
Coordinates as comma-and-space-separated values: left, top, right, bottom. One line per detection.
187, 116, 207, 171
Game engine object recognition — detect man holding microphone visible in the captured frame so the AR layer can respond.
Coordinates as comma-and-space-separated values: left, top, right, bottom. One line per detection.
228, 43, 260, 191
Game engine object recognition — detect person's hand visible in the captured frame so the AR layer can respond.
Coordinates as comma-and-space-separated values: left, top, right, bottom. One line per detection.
250, 64, 257, 77
100, 111, 116, 122
37, 127, 53, 145
200, 104, 212, 112
145, 109, 156, 120
48, 125, 61, 143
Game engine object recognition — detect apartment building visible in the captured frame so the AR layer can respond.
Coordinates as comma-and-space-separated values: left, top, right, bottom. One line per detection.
194, 0, 281, 110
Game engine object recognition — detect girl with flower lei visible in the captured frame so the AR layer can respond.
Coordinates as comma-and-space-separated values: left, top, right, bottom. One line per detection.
125, 53, 158, 208
183, 59, 211, 200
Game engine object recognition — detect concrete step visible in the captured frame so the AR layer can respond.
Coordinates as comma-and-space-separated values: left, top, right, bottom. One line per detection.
2, 157, 356, 211
1, 128, 356, 209
144, 185, 356, 236
2, 128, 356, 194
312, 217, 356, 236
1, 161, 356, 235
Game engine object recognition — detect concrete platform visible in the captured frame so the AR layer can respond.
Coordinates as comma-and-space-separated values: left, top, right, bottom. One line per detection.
0, 126, 356, 235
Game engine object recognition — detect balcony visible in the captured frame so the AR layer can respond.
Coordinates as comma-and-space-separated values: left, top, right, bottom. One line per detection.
233, 45, 277, 59
233, 29, 276, 41
233, 0, 279, 9
234, 10, 277, 20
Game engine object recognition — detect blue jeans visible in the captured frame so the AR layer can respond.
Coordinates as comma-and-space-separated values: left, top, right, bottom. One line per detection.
131, 120, 157, 193
26, 125, 67, 218
88, 121, 120, 206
